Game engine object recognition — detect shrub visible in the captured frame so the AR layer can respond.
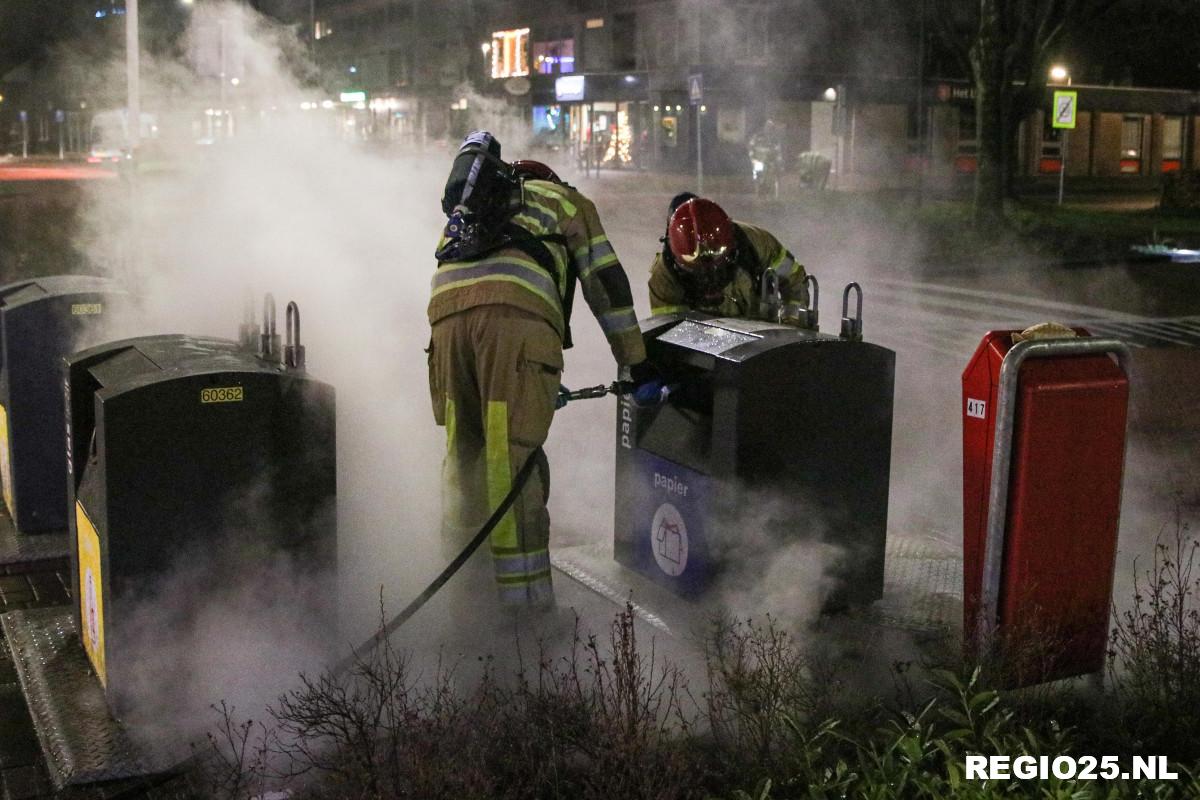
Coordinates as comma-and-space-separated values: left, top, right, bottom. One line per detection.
188, 538, 1200, 800
1108, 512, 1200, 758
196, 604, 705, 800
1161, 171, 1200, 211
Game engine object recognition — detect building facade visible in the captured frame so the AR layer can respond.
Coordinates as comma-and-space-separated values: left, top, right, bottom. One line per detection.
3, 0, 1196, 195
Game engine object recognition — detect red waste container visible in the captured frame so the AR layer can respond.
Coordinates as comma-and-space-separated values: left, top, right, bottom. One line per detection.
962, 329, 1130, 686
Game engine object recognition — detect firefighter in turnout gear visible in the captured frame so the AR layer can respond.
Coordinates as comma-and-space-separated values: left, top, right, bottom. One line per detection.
428, 133, 654, 609
648, 194, 810, 324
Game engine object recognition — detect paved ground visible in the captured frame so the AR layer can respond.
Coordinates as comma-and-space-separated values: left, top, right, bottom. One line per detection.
0, 512, 69, 800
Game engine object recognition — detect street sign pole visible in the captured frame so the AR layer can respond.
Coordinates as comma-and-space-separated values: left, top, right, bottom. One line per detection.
1051, 90, 1077, 207
1058, 130, 1068, 205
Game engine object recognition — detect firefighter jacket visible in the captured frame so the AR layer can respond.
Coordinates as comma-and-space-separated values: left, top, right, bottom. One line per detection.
648, 221, 808, 320
429, 179, 646, 367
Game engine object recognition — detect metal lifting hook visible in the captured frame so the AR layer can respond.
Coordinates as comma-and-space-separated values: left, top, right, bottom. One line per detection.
284, 301, 305, 370
804, 274, 820, 329
840, 282, 863, 341
260, 292, 281, 362
758, 267, 782, 322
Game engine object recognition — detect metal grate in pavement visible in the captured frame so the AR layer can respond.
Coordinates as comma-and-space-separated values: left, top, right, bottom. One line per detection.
554, 535, 964, 638
0, 608, 172, 790
0, 571, 70, 613
551, 554, 674, 635
0, 510, 68, 577
872, 536, 962, 635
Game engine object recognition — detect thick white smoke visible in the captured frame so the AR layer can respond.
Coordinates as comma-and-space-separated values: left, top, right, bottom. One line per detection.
70, 3, 462, 750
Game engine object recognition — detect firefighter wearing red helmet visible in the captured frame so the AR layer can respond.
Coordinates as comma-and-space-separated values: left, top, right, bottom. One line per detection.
649, 195, 810, 323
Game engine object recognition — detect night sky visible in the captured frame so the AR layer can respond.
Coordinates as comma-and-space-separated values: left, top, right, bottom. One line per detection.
1, 0, 1198, 90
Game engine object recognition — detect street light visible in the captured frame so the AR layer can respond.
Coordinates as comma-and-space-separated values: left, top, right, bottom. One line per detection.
1048, 64, 1072, 205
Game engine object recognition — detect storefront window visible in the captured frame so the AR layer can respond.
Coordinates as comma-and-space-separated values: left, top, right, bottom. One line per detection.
602, 105, 633, 164
532, 105, 563, 134
491, 28, 530, 79
1163, 115, 1183, 172
1121, 116, 1143, 173
532, 39, 575, 74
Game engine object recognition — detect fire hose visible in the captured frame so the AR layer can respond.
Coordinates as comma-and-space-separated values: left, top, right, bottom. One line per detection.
333, 381, 631, 676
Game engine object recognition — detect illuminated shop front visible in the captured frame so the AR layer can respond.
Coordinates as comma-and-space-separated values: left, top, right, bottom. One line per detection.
366, 96, 417, 141
489, 28, 530, 79
529, 72, 650, 171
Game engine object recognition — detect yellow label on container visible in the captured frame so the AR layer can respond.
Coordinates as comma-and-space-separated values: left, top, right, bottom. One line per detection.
76, 502, 107, 687
200, 386, 244, 404
0, 404, 13, 517
70, 303, 103, 316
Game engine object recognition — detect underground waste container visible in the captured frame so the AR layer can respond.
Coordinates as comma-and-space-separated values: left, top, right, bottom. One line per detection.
65, 303, 336, 707
0, 275, 130, 532
614, 300, 895, 610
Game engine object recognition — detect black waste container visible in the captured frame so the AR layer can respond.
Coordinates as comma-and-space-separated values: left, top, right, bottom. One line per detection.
0, 275, 130, 532
614, 314, 895, 609
65, 331, 336, 707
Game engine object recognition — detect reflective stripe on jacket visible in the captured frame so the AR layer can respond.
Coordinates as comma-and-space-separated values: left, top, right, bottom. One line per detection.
430, 179, 645, 366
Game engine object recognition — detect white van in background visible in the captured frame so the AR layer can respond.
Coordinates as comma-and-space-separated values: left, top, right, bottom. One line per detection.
87, 109, 159, 163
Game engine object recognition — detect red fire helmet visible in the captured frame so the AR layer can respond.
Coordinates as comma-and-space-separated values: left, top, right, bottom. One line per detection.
511, 159, 561, 183
667, 198, 736, 296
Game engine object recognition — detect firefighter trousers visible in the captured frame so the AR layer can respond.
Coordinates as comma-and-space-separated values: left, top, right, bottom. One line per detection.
427, 304, 562, 608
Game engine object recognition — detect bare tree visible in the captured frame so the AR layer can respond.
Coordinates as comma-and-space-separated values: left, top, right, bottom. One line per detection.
931, 0, 1115, 225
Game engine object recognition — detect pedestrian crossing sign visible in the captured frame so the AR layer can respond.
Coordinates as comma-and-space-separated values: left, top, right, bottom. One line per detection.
1052, 91, 1077, 129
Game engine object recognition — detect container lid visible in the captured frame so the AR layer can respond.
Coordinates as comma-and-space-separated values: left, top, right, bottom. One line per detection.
0, 275, 127, 311
72, 334, 290, 392
653, 314, 862, 363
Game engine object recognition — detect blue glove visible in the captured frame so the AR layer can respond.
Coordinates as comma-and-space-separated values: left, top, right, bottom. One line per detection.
633, 380, 667, 408
555, 384, 571, 410
626, 360, 668, 408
